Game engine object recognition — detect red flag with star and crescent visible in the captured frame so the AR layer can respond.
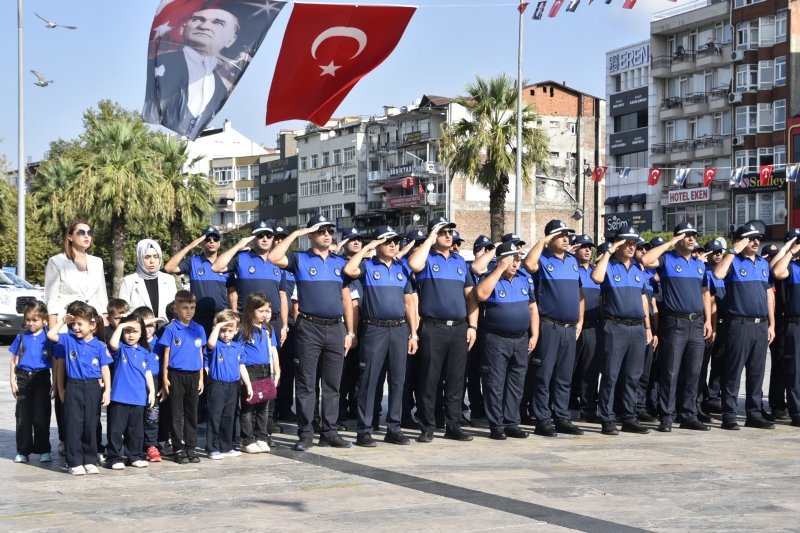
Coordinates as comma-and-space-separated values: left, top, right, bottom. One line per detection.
647, 167, 661, 186
266, 3, 416, 126
549, 0, 565, 18
591, 166, 607, 182
703, 166, 717, 187
759, 164, 774, 186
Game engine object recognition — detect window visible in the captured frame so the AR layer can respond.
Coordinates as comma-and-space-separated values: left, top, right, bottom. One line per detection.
333, 149, 342, 165
568, 123, 576, 134
319, 179, 331, 194
734, 0, 766, 7
735, 64, 757, 91
329, 204, 343, 222
758, 147, 774, 167
736, 22, 757, 50
343, 174, 356, 194
236, 188, 247, 202
299, 156, 307, 171
308, 180, 320, 196
774, 145, 786, 169
757, 103, 773, 133
758, 60, 774, 89
774, 100, 786, 131
736, 192, 784, 225
735, 150, 757, 173
713, 112, 732, 135
758, 16, 775, 47
775, 56, 787, 86
343, 147, 356, 164
322, 152, 330, 167
735, 106, 756, 135
310, 154, 318, 168
549, 121, 560, 128
237, 165, 250, 181
213, 167, 233, 184
776, 10, 787, 43
299, 182, 309, 197
250, 187, 259, 201
250, 165, 259, 179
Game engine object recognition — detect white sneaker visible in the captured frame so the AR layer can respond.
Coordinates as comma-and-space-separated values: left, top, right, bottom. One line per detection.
69, 465, 86, 476
131, 460, 148, 468
243, 443, 261, 454
224, 449, 242, 458
208, 451, 223, 460
256, 440, 271, 453
84, 464, 100, 475
39, 453, 52, 463
110, 462, 125, 470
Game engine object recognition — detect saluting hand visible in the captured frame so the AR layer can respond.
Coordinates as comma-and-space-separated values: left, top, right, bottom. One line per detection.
733, 237, 750, 254
190, 234, 208, 248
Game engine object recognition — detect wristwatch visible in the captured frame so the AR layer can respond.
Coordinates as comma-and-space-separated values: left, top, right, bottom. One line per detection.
409, 335, 419, 341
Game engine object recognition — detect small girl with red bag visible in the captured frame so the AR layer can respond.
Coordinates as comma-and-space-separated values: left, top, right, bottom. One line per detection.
238, 292, 281, 454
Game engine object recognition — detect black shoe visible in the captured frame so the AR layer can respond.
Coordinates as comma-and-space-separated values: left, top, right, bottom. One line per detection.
470, 409, 486, 420
621, 421, 650, 434
435, 419, 445, 430
790, 417, 800, 428
319, 434, 353, 448
680, 419, 710, 431
174, 451, 189, 464
504, 426, 528, 439
489, 430, 507, 440
355, 433, 377, 448
444, 428, 473, 441
294, 437, 314, 451
279, 411, 298, 423
579, 412, 601, 423
554, 419, 584, 435
336, 423, 348, 432
312, 420, 321, 434
416, 431, 434, 443
771, 408, 789, 421
601, 421, 619, 435
657, 419, 672, 433
636, 411, 658, 423
705, 400, 722, 414
186, 450, 201, 463
401, 418, 420, 430
744, 418, 775, 430
534, 419, 557, 437
520, 414, 535, 426
459, 417, 474, 427
762, 410, 776, 422
697, 412, 713, 424
721, 420, 740, 431
384, 431, 410, 445
372, 420, 380, 432
272, 423, 284, 434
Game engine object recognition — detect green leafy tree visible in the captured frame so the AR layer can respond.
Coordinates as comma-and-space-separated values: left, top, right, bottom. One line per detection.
440, 74, 549, 240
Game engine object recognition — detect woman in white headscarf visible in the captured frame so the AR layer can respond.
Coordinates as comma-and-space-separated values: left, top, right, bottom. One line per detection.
118, 239, 178, 320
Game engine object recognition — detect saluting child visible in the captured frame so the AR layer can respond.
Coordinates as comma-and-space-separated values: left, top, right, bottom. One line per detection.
205, 310, 251, 459
48, 302, 111, 476
159, 290, 206, 464
130, 306, 166, 462
10, 301, 54, 464
106, 315, 157, 470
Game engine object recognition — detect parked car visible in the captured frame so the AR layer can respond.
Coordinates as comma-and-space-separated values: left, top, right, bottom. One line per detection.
0, 270, 46, 340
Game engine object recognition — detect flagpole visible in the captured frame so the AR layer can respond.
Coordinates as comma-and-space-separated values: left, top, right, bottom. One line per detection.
514, 0, 524, 235
17, 0, 26, 279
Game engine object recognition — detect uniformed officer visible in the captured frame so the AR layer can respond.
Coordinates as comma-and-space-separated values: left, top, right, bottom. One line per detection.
641, 223, 712, 432
762, 242, 789, 421
698, 238, 726, 419
475, 241, 538, 439
338, 228, 365, 424
573, 234, 601, 422
407, 217, 478, 442
523, 219, 585, 437
632, 238, 658, 422
398, 228, 426, 430
164, 226, 231, 334
771, 231, 800, 428
464, 235, 495, 422
268, 215, 355, 450
272, 225, 297, 422
591, 228, 652, 435
344, 225, 418, 446
713, 223, 775, 430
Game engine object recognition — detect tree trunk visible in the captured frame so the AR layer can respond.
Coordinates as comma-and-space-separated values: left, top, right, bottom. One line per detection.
489, 185, 506, 242
170, 209, 184, 256
110, 211, 126, 298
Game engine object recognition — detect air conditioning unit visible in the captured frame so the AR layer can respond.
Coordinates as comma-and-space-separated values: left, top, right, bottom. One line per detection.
732, 136, 744, 147
730, 50, 744, 62
728, 92, 743, 104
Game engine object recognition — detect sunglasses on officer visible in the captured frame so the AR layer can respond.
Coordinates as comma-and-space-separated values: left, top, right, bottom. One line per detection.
382, 237, 401, 246
437, 229, 454, 236
316, 227, 335, 236
255, 233, 274, 240
205, 235, 220, 243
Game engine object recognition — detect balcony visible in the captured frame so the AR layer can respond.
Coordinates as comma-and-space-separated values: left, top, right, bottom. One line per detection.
651, 55, 672, 78
696, 42, 731, 68
399, 130, 431, 146
709, 86, 729, 111
670, 139, 695, 161
683, 92, 709, 115
650, 143, 669, 165
670, 49, 696, 75
368, 170, 389, 182
660, 97, 683, 120
694, 135, 730, 158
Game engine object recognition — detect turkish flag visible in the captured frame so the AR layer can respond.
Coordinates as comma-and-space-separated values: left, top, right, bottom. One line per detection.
591, 166, 607, 182
266, 3, 416, 126
759, 164, 774, 186
622, 0, 638, 8
549, 0, 565, 17
647, 167, 661, 186
703, 166, 718, 187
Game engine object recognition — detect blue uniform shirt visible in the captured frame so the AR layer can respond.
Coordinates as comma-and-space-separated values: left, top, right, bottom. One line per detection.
578, 264, 601, 325
357, 257, 413, 320
286, 250, 348, 319
10, 330, 54, 371
784, 261, 800, 317
158, 320, 207, 371
147, 333, 162, 377
416, 250, 474, 320
57, 332, 112, 379
637, 264, 657, 316
704, 267, 728, 317
602, 259, 647, 319
535, 249, 582, 323
480, 270, 535, 333
229, 250, 287, 313
656, 251, 706, 314
110, 343, 154, 406
725, 254, 771, 318
240, 325, 276, 366
204, 339, 243, 382
178, 255, 231, 316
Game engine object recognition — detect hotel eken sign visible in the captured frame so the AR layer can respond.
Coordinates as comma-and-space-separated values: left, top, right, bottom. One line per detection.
667, 187, 710, 205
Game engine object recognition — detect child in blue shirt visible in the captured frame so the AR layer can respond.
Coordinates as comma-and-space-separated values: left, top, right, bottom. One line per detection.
106, 315, 157, 470
10, 301, 54, 464
204, 309, 251, 459
159, 290, 206, 464
48, 302, 112, 476
130, 306, 166, 462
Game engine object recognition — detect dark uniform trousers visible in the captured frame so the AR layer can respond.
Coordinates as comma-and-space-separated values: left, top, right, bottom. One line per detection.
768, 314, 788, 412
636, 342, 657, 414
14, 369, 52, 456
465, 335, 485, 415
531, 320, 577, 422
480, 331, 529, 430
599, 320, 646, 423
657, 314, 705, 422
168, 369, 200, 452
576, 325, 599, 418
144, 374, 161, 450
207, 379, 238, 453
339, 338, 360, 421
417, 320, 468, 432
721, 319, 768, 422
294, 318, 346, 439
240, 364, 273, 444
64, 378, 102, 467
106, 402, 145, 465
783, 320, 800, 420
275, 324, 296, 419
357, 322, 409, 435
698, 320, 726, 411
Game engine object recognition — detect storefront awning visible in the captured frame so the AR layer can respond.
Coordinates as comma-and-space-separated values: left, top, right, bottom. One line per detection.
630, 193, 646, 204
604, 196, 618, 206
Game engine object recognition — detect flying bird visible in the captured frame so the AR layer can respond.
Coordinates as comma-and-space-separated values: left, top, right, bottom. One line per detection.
31, 70, 54, 87
35, 12, 77, 30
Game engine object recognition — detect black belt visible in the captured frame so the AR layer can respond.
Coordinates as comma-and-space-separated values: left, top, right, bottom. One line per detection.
299, 313, 343, 326
664, 310, 703, 321
362, 318, 406, 327
606, 316, 645, 326
245, 363, 271, 369
485, 328, 528, 339
728, 315, 768, 324
67, 377, 98, 383
15, 368, 49, 376
583, 321, 599, 329
541, 316, 576, 328
423, 317, 466, 326
786, 316, 800, 325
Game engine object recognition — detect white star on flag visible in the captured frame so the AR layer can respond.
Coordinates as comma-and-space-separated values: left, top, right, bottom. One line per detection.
242, 1, 284, 17
319, 61, 341, 77
154, 21, 172, 38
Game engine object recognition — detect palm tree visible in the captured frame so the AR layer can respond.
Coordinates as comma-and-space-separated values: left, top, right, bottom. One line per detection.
440, 74, 549, 241
30, 156, 84, 237
150, 133, 215, 256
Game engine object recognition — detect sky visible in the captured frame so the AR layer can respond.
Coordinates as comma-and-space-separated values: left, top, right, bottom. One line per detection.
0, 0, 693, 170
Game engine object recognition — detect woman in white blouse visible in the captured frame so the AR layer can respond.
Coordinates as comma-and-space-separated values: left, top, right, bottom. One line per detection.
118, 239, 177, 321
44, 220, 109, 328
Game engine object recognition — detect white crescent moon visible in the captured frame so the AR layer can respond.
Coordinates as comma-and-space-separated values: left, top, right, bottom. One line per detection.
311, 27, 367, 60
